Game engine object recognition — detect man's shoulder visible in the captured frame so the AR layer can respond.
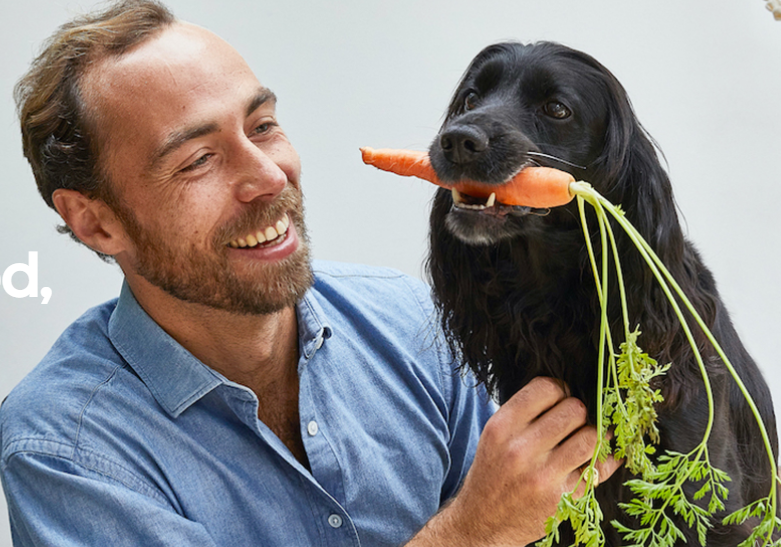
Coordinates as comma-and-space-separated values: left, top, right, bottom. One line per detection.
312, 260, 410, 279
29, 296, 121, 374
306, 260, 443, 371
312, 260, 414, 285
0, 297, 128, 457
311, 260, 432, 311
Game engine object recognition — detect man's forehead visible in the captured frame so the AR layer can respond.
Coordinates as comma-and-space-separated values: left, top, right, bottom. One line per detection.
79, 21, 269, 173
83, 23, 261, 124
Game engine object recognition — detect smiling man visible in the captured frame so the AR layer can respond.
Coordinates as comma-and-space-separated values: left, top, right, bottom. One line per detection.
0, 1, 618, 546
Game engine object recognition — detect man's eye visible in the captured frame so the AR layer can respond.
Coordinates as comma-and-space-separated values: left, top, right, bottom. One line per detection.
543, 101, 572, 119
179, 153, 213, 173
253, 122, 276, 135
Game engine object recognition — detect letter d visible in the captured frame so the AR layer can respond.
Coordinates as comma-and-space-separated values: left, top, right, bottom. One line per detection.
2, 252, 39, 299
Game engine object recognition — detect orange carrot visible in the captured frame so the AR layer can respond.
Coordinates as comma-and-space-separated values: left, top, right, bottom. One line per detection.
360, 147, 575, 208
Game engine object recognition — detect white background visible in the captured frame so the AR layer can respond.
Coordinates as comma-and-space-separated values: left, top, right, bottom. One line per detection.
1, 0, 779, 544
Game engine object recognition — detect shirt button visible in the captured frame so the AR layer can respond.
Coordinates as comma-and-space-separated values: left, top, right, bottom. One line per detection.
307, 421, 319, 436
328, 514, 343, 529
315, 337, 324, 350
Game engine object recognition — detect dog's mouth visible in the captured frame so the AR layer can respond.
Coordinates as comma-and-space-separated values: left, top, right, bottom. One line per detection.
450, 188, 551, 217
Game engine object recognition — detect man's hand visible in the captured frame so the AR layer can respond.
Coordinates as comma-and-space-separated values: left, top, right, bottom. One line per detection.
407, 377, 622, 547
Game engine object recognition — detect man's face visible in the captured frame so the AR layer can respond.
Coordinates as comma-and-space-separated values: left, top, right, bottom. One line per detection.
82, 23, 312, 315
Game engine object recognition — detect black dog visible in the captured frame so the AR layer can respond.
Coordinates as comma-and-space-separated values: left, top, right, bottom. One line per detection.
425, 41, 777, 546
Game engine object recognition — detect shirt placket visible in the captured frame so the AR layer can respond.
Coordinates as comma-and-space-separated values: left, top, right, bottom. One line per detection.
298, 331, 361, 547
219, 379, 360, 547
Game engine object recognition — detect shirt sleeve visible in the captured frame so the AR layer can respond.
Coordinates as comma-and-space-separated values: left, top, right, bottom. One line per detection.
400, 274, 497, 505
440, 363, 496, 504
2, 450, 219, 547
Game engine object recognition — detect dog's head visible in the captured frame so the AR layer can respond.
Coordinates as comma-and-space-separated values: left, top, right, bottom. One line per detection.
426, 42, 695, 401
429, 41, 662, 246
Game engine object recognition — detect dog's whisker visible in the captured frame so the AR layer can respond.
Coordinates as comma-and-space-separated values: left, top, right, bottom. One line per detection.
527, 151, 586, 170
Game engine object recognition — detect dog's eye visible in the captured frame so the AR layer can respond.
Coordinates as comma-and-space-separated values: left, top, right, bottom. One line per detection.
464, 92, 479, 111
543, 101, 572, 119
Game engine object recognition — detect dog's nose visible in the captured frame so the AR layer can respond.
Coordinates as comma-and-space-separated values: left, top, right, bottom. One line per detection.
439, 126, 488, 164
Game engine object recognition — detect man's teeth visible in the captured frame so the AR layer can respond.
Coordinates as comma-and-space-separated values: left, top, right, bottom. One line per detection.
228, 214, 290, 248
451, 188, 498, 210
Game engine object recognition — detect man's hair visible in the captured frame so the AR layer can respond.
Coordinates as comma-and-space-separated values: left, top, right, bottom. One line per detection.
14, 0, 175, 260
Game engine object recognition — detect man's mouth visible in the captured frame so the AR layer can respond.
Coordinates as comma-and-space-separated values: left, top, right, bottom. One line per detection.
227, 213, 291, 248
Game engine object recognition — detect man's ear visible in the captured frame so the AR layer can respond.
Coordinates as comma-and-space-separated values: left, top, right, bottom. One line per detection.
52, 189, 128, 256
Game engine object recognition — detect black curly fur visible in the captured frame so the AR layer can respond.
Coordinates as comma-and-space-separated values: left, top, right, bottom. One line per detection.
425, 41, 777, 546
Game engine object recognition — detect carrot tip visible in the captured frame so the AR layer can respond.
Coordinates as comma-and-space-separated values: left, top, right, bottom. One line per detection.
359, 147, 376, 165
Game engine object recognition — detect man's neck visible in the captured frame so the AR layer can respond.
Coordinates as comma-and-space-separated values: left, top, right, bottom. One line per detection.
125, 274, 310, 467
124, 274, 300, 396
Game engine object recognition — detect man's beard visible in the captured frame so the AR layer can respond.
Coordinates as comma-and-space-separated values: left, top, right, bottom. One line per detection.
114, 185, 313, 315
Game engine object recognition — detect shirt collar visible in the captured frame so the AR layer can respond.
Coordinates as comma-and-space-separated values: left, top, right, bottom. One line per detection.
108, 280, 333, 418
296, 289, 333, 360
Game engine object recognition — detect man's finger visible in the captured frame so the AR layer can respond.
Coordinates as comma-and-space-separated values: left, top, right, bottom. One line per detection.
594, 454, 623, 484
530, 397, 590, 451
500, 377, 570, 425
549, 424, 599, 474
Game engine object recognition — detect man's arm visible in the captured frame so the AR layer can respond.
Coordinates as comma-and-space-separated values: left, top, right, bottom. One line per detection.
407, 377, 621, 546
1, 450, 219, 547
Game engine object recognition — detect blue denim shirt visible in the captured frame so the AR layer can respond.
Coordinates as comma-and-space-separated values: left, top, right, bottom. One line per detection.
0, 261, 494, 546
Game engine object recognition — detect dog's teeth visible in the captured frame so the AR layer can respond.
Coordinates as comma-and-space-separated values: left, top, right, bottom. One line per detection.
451, 188, 498, 210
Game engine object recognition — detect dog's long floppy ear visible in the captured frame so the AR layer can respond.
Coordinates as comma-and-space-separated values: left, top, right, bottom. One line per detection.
577, 51, 685, 268
575, 50, 721, 378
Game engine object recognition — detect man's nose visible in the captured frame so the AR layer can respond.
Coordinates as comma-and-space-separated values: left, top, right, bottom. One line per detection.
231, 140, 289, 203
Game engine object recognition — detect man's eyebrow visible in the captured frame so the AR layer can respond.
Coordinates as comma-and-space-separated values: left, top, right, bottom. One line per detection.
148, 87, 277, 171
247, 87, 277, 117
